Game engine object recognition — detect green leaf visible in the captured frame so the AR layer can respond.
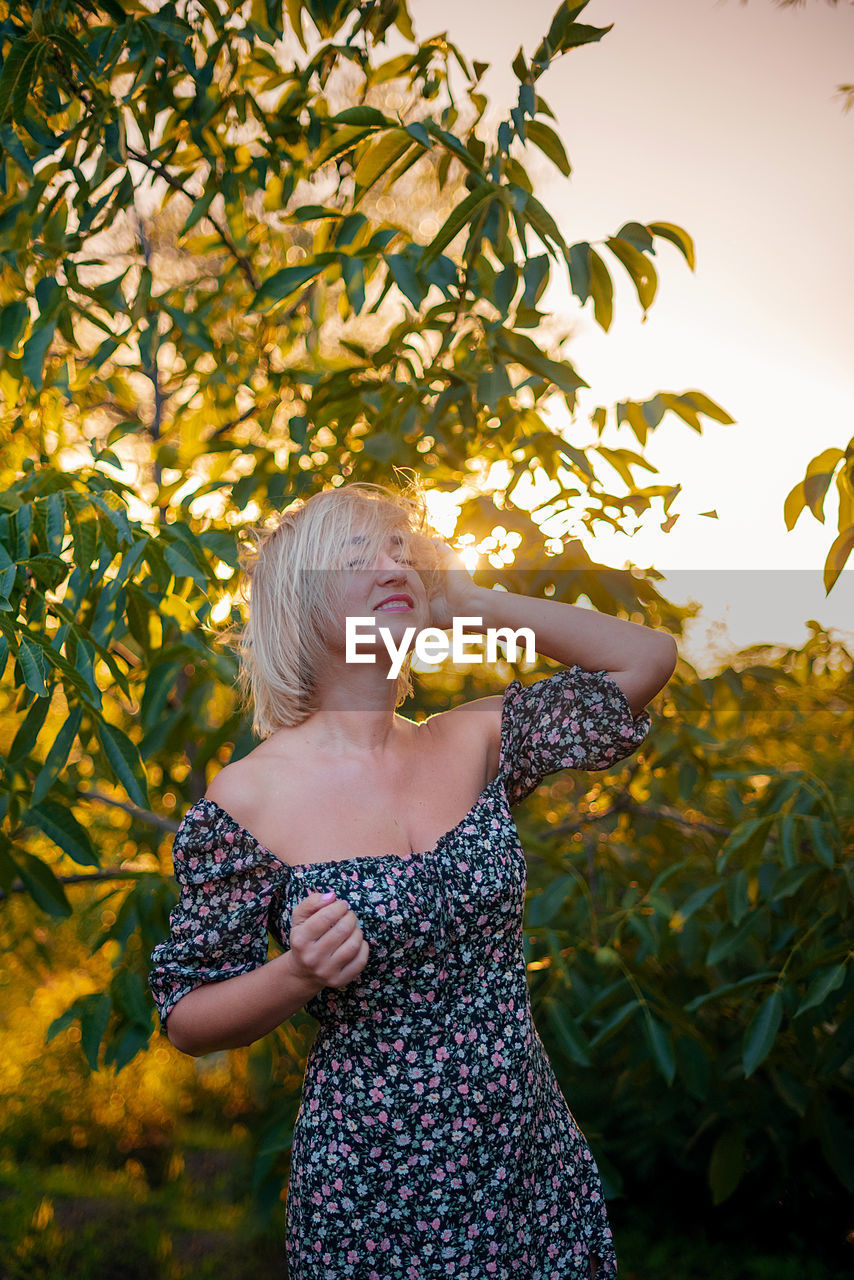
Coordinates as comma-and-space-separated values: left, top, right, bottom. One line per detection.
494, 328, 586, 396
8, 692, 52, 764
340, 254, 365, 312
726, 869, 750, 926
768, 863, 818, 902
476, 363, 514, 411
0, 300, 29, 352
717, 815, 773, 872
587, 999, 639, 1048
12, 849, 72, 918
519, 190, 567, 256
0, 38, 44, 123
419, 183, 494, 267
706, 914, 758, 966
524, 120, 571, 176
31, 707, 83, 804
354, 130, 412, 193
111, 968, 153, 1028
253, 262, 325, 310
78, 992, 113, 1071
743, 987, 784, 1077
709, 1125, 745, 1205
526, 872, 574, 927
163, 542, 208, 590
588, 248, 613, 330
103, 1022, 151, 1073
605, 235, 657, 312
331, 106, 389, 128
804, 815, 837, 868
17, 635, 48, 696
545, 998, 591, 1067
643, 1013, 675, 1085
420, 182, 498, 269
385, 254, 425, 309
162, 304, 213, 354
521, 255, 548, 308
648, 220, 696, 270
95, 721, 149, 808
182, 187, 217, 235
795, 962, 847, 1018
21, 320, 56, 391
824, 524, 854, 592
26, 799, 99, 867
566, 240, 591, 303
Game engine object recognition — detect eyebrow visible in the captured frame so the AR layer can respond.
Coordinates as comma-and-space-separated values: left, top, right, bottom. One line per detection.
346, 533, 406, 546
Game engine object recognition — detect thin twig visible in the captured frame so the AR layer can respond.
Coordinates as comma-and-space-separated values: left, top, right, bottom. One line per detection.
0, 868, 155, 902
76, 789, 180, 833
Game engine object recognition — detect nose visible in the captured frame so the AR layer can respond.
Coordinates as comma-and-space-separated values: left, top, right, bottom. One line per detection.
375, 549, 408, 574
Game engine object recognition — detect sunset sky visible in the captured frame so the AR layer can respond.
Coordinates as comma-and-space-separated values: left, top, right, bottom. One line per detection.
410, 0, 854, 672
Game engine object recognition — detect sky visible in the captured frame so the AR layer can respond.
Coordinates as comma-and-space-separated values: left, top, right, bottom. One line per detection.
408, 0, 854, 673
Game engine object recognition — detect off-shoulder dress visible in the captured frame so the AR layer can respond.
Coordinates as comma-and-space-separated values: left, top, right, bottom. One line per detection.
149, 666, 652, 1280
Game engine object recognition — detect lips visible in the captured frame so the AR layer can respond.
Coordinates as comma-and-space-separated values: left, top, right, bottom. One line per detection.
374, 594, 414, 611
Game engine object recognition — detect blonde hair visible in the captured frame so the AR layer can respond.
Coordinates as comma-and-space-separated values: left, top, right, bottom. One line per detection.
231, 476, 443, 737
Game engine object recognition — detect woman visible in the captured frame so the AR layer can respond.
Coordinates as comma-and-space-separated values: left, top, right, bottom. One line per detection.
149, 478, 677, 1279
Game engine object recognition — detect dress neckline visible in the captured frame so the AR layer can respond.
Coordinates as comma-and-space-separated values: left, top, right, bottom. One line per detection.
193, 772, 507, 875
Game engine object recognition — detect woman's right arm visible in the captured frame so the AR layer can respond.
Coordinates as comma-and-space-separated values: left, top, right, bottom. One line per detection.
165, 949, 324, 1057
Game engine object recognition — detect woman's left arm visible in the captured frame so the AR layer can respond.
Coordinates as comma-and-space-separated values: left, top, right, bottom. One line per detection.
469, 584, 677, 717
428, 543, 677, 718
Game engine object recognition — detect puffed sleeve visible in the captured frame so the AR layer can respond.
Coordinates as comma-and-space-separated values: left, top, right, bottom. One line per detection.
499, 665, 652, 806
148, 798, 289, 1034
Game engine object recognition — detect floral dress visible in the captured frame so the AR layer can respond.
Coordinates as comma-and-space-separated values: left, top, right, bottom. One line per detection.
149, 666, 652, 1280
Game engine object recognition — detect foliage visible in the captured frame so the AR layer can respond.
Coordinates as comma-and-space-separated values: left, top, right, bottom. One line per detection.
0, 0, 717, 1068
784, 441, 854, 591
521, 627, 854, 1222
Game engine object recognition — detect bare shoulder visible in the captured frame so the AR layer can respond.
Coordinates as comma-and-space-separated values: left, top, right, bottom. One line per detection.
204, 754, 257, 816
204, 737, 285, 824
423, 690, 505, 785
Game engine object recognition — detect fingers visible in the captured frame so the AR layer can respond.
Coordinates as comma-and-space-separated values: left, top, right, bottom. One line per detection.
296, 895, 358, 946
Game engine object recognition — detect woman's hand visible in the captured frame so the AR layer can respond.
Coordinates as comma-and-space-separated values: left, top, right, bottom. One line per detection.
288, 893, 370, 991
426, 538, 481, 630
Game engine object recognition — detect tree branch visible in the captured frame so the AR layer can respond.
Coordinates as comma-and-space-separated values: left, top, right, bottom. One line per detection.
0, 868, 155, 902
126, 146, 260, 291
77, 789, 180, 833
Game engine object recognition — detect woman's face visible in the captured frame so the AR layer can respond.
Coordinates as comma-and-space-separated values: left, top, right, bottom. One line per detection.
329, 523, 432, 659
